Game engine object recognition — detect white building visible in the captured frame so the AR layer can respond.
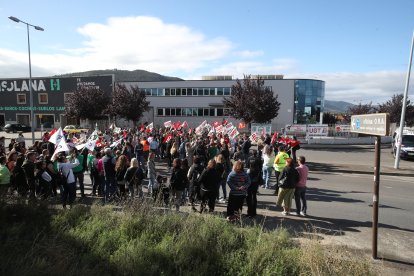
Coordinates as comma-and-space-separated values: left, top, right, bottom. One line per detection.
121, 75, 325, 131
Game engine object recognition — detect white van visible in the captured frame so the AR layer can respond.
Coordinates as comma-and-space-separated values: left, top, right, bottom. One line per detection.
392, 127, 414, 159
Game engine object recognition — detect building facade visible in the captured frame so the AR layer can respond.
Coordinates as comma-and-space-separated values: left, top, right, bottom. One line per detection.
122, 77, 325, 131
0, 75, 324, 132
0, 75, 114, 129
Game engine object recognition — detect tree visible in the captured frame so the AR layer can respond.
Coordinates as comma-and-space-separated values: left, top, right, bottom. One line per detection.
109, 84, 150, 123
322, 112, 337, 124
65, 87, 110, 120
376, 94, 414, 126
223, 75, 281, 124
347, 102, 374, 115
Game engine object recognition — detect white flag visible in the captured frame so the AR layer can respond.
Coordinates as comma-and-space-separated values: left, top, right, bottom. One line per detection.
48, 127, 64, 145
164, 120, 172, 128
88, 130, 99, 141
85, 139, 96, 151
110, 138, 123, 148
52, 138, 69, 159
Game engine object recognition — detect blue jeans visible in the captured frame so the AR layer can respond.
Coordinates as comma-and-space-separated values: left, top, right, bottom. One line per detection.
104, 176, 117, 203
148, 177, 155, 194
262, 166, 273, 188
136, 155, 146, 170
294, 186, 307, 214
61, 182, 76, 208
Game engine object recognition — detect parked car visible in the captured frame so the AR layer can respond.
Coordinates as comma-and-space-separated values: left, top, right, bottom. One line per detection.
63, 125, 89, 133
392, 127, 414, 159
3, 123, 32, 133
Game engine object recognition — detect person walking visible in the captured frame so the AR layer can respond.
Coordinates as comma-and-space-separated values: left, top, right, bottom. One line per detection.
198, 159, 220, 213
294, 156, 309, 216
262, 145, 275, 189
147, 153, 156, 196
187, 156, 204, 211
276, 158, 299, 215
56, 153, 80, 209
102, 148, 117, 203
226, 160, 250, 221
124, 158, 144, 198
169, 158, 187, 211
273, 145, 289, 195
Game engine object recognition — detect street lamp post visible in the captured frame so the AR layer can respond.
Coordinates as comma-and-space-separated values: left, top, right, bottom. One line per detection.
8, 16, 44, 145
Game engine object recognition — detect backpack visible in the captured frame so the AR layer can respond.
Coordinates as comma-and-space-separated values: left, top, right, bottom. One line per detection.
190, 166, 203, 187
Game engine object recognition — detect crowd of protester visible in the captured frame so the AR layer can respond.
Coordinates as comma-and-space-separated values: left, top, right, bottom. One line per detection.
0, 123, 308, 219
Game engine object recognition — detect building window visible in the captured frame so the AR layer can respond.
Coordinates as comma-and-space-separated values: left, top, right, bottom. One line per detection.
176, 108, 182, 116
176, 88, 181, 96
171, 88, 176, 96
198, 88, 203, 96
187, 89, 193, 96
217, 88, 223, 96
210, 88, 215, 96
157, 108, 164, 116
182, 88, 187, 96
165, 88, 170, 96
171, 108, 176, 116
17, 94, 26, 104
64, 93, 74, 102
38, 93, 48, 104
216, 108, 223, 116
198, 108, 203, 116
165, 108, 171, 116
223, 88, 231, 96
209, 108, 215, 116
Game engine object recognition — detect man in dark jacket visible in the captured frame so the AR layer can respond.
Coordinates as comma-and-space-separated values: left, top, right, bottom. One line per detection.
170, 158, 187, 211
22, 151, 36, 198
198, 159, 220, 213
187, 156, 204, 211
102, 148, 116, 203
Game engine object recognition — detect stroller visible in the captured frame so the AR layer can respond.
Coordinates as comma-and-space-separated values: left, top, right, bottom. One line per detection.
153, 175, 170, 206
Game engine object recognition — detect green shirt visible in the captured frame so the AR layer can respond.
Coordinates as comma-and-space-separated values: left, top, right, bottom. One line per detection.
72, 155, 84, 173
0, 164, 11, 185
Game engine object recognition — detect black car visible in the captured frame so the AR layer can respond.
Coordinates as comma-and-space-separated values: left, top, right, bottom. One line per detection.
3, 123, 32, 133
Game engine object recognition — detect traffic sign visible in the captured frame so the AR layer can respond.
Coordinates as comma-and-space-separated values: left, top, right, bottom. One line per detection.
350, 113, 390, 136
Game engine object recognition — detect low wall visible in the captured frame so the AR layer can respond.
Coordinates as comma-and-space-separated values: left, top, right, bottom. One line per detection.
303, 136, 393, 145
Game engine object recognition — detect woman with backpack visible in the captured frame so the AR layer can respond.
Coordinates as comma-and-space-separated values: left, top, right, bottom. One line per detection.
187, 156, 204, 211
198, 159, 220, 213
124, 158, 144, 198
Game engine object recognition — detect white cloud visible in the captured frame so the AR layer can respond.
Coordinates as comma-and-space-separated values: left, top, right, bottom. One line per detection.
1, 16, 233, 77
288, 71, 412, 104
234, 50, 264, 58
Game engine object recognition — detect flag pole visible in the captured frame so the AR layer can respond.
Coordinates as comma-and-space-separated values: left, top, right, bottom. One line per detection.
394, 31, 414, 169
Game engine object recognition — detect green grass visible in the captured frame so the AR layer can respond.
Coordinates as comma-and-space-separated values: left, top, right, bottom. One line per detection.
0, 200, 376, 276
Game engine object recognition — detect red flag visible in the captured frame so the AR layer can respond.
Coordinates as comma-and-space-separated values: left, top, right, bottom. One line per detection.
123, 130, 128, 138
271, 132, 278, 144
139, 124, 145, 132
181, 121, 188, 128
222, 119, 228, 125
188, 128, 193, 135
162, 133, 172, 143
95, 138, 103, 148
212, 120, 220, 128
49, 128, 57, 137
173, 121, 182, 130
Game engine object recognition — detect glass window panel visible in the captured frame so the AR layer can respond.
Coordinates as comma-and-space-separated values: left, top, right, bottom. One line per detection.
204, 108, 209, 116
198, 108, 203, 116
192, 108, 198, 116
157, 108, 164, 116
176, 108, 181, 116
145, 89, 151, 96
39, 93, 48, 104
158, 89, 164, 96
171, 108, 176, 116
187, 89, 192, 96
210, 108, 215, 116
165, 88, 170, 96
204, 88, 209, 96
171, 88, 176, 96
176, 88, 181, 96
151, 88, 157, 96
182, 88, 187, 96
165, 108, 170, 116
217, 88, 223, 96
216, 108, 223, 116
17, 94, 26, 104
210, 88, 215, 96
198, 88, 203, 96
223, 88, 230, 95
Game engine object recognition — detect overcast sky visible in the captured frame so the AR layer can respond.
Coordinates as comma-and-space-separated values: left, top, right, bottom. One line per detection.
1, 0, 414, 104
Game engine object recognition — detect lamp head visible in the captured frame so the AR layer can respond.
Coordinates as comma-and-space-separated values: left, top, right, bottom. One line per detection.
34, 26, 44, 31
8, 16, 20, 23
